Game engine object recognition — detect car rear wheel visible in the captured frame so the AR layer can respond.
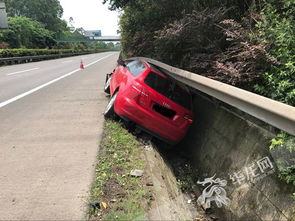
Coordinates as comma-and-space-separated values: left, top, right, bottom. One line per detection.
104, 74, 111, 94
104, 92, 117, 118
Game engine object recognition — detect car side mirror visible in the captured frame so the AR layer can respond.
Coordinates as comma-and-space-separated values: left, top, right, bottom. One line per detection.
117, 59, 126, 67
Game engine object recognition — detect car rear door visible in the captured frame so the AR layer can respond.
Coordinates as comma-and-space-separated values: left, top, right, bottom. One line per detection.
142, 71, 192, 127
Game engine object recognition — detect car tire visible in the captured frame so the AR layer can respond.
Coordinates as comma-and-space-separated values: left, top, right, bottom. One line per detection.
104, 74, 111, 94
104, 92, 118, 118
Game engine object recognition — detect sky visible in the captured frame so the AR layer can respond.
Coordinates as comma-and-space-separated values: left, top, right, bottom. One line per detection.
59, 0, 120, 36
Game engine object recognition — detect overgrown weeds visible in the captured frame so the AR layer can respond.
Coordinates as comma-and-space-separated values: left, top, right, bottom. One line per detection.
88, 120, 149, 220
269, 132, 295, 200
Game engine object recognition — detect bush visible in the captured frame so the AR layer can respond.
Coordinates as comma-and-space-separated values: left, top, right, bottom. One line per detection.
0, 17, 55, 48
154, 9, 226, 67
270, 133, 295, 199
154, 10, 277, 90
254, 0, 295, 106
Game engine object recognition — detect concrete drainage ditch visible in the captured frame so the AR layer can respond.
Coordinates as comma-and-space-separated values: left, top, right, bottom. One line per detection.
133, 130, 216, 220
129, 102, 295, 220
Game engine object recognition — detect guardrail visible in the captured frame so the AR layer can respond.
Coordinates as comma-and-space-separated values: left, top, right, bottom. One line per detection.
0, 52, 91, 65
0, 50, 116, 66
129, 57, 295, 136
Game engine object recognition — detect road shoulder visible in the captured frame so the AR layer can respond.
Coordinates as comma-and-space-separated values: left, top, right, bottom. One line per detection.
88, 120, 198, 220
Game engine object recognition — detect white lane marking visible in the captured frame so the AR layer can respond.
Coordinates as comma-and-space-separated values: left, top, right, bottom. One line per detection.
85, 55, 113, 68
62, 60, 73, 64
6, 68, 40, 76
0, 54, 113, 109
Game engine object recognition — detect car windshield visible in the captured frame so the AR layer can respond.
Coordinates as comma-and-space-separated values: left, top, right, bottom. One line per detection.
144, 71, 191, 110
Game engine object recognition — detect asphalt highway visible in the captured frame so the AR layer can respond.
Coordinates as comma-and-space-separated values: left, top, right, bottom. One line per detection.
0, 52, 119, 219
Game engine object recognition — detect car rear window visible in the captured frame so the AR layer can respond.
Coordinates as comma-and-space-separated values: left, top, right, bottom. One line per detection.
144, 71, 191, 110
126, 60, 146, 77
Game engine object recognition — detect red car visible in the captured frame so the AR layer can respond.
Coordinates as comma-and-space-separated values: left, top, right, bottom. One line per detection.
104, 59, 193, 145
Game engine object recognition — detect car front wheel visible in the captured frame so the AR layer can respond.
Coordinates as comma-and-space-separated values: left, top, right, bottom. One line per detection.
104, 92, 118, 118
104, 74, 111, 94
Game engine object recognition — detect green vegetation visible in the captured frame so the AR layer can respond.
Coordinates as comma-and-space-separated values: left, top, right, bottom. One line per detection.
257, 0, 295, 197
0, 0, 119, 51
4, 0, 64, 33
0, 17, 55, 49
102, 0, 295, 196
1, 0, 68, 48
103, 0, 294, 107
89, 120, 149, 220
270, 133, 295, 199
254, 0, 295, 106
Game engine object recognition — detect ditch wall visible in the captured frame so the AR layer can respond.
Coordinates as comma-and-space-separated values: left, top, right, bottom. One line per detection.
179, 91, 295, 220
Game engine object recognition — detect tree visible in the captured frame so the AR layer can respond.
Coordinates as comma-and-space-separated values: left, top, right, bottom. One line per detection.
3, 0, 64, 33
102, 0, 130, 10
117, 0, 196, 57
0, 16, 55, 48
254, 0, 295, 106
105, 0, 253, 57
68, 17, 75, 32
106, 42, 115, 48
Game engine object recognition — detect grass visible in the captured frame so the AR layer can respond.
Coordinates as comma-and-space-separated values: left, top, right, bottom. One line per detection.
88, 120, 149, 220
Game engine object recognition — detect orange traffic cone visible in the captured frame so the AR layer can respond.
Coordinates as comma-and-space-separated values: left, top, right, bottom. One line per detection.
80, 60, 84, 69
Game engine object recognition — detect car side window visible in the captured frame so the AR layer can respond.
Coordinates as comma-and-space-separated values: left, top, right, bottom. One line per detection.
126, 60, 146, 77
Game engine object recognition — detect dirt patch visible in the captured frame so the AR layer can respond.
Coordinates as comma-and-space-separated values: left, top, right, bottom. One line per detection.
108, 165, 125, 176
101, 178, 125, 202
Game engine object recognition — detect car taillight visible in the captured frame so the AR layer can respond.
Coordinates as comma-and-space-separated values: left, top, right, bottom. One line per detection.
131, 82, 143, 93
127, 82, 142, 99
138, 88, 150, 108
131, 83, 150, 109
184, 114, 193, 124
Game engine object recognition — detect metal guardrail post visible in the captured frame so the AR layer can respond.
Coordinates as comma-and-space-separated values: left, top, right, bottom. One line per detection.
0, 2, 8, 30
129, 57, 295, 136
